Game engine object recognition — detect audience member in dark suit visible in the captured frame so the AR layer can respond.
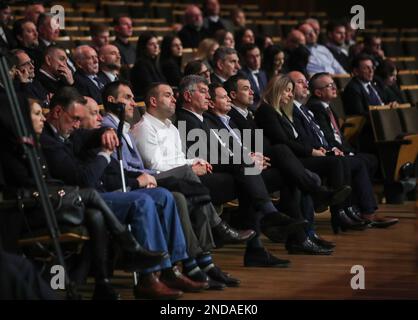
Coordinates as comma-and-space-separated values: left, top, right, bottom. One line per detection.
130, 32, 166, 100
202, 0, 233, 37
225, 74, 343, 252
262, 45, 285, 80
0, 2, 17, 50
239, 43, 268, 111
306, 72, 398, 228
12, 49, 48, 101
175, 75, 307, 267
375, 59, 406, 104
98, 44, 122, 84
325, 20, 351, 72
37, 45, 75, 95
178, 5, 209, 49
210, 46, 241, 85
160, 36, 184, 87
73, 45, 105, 104
112, 15, 136, 67
342, 55, 392, 152
13, 18, 44, 71
36, 13, 60, 53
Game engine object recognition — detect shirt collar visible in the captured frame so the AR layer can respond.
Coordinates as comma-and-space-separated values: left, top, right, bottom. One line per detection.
232, 105, 249, 118
102, 70, 117, 82
183, 108, 204, 122
209, 15, 220, 23
293, 100, 303, 109
214, 72, 227, 83
320, 101, 330, 110
144, 112, 172, 129
39, 68, 59, 81
108, 113, 131, 133
218, 114, 231, 125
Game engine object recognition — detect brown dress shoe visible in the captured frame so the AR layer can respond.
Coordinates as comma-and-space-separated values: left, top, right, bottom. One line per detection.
134, 273, 183, 300
160, 266, 209, 292
361, 213, 399, 228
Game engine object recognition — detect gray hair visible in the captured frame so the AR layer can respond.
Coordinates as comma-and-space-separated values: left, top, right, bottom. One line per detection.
178, 75, 209, 105
213, 47, 237, 66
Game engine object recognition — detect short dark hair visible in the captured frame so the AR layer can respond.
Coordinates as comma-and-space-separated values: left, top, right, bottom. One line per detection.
351, 54, 374, 69
208, 82, 223, 101
112, 14, 131, 27
102, 80, 132, 111
184, 60, 205, 76
308, 72, 331, 94
213, 47, 238, 69
49, 87, 86, 111
43, 45, 66, 63
326, 20, 346, 34
224, 74, 249, 96
239, 43, 260, 58
144, 82, 168, 108
13, 19, 32, 39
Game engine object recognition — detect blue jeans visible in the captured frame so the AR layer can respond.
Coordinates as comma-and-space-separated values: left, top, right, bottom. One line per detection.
100, 187, 188, 274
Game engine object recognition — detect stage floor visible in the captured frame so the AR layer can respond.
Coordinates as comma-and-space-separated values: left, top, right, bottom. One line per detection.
80, 202, 418, 300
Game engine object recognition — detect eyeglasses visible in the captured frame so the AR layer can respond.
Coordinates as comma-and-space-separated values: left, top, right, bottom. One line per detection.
295, 79, 309, 85
319, 82, 336, 89
198, 69, 210, 76
18, 60, 34, 68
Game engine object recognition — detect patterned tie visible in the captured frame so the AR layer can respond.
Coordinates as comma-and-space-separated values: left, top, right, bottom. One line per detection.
301, 106, 329, 148
93, 76, 104, 89
367, 83, 383, 106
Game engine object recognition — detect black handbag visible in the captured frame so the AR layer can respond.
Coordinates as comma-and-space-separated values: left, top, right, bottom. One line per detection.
20, 184, 85, 229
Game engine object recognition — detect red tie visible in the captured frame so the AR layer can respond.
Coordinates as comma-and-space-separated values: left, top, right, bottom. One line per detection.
326, 107, 341, 138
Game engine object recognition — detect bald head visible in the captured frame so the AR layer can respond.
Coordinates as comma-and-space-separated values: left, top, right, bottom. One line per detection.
288, 71, 309, 103
99, 44, 122, 71
185, 5, 203, 28
74, 45, 99, 75
286, 29, 306, 50
82, 96, 103, 129
305, 18, 320, 36
298, 23, 317, 45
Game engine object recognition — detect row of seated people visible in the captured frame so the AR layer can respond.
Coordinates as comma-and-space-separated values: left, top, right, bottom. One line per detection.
0, 67, 396, 297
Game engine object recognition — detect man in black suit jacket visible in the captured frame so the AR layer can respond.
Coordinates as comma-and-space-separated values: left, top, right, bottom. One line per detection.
306, 71, 398, 227
0, 3, 17, 50
239, 44, 268, 111
210, 47, 241, 85
73, 45, 106, 104
176, 75, 308, 266
37, 46, 75, 95
98, 44, 122, 84
225, 74, 342, 252
202, 0, 233, 37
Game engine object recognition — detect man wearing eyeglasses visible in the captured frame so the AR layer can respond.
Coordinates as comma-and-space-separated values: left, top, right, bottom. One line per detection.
306, 72, 398, 228
11, 49, 48, 102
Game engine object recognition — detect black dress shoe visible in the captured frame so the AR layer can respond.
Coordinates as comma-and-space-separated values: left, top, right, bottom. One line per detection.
312, 185, 352, 213
185, 269, 226, 290
206, 266, 240, 287
310, 232, 335, 249
212, 221, 256, 248
345, 206, 367, 223
361, 213, 399, 228
116, 229, 169, 270
331, 209, 368, 234
92, 280, 121, 300
244, 247, 290, 268
260, 212, 307, 237
286, 238, 333, 255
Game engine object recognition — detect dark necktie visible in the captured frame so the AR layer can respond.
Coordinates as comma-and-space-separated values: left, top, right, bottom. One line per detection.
301, 106, 329, 148
367, 83, 383, 106
93, 76, 104, 89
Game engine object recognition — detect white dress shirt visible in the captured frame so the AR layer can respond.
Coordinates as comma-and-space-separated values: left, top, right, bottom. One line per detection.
131, 112, 195, 172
